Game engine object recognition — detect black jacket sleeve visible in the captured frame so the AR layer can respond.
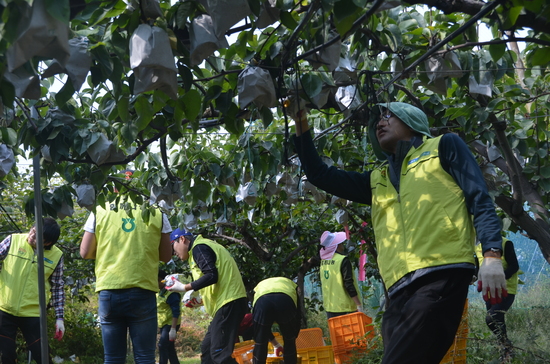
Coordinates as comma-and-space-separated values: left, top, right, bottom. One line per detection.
293, 131, 373, 204
503, 240, 519, 279
190, 244, 219, 291
438, 133, 503, 253
340, 255, 358, 298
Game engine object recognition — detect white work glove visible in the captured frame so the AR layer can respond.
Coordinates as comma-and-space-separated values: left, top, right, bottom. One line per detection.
477, 257, 508, 304
273, 343, 283, 357
183, 289, 203, 308
54, 319, 65, 341
164, 275, 187, 293
169, 327, 177, 341
283, 96, 309, 122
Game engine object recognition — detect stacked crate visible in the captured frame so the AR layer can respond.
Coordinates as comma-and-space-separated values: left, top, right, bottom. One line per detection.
328, 312, 376, 364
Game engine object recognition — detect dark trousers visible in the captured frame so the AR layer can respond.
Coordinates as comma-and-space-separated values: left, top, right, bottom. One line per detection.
381, 268, 472, 364
158, 324, 181, 364
485, 294, 515, 344
252, 293, 301, 364
0, 310, 53, 364
201, 297, 247, 364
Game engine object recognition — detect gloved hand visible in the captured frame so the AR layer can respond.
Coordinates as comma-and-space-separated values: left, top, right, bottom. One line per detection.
183, 290, 203, 308
477, 257, 508, 304
54, 319, 65, 341
169, 327, 177, 341
165, 275, 187, 292
273, 344, 283, 357
283, 96, 308, 122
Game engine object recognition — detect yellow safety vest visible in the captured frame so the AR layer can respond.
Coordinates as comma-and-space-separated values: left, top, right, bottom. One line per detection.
370, 136, 476, 289
320, 253, 359, 313
253, 277, 298, 308
0, 234, 62, 317
189, 236, 246, 316
476, 239, 519, 295
94, 201, 163, 292
157, 291, 182, 327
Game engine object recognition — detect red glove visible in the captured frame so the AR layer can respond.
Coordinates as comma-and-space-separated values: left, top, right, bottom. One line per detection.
274, 344, 283, 357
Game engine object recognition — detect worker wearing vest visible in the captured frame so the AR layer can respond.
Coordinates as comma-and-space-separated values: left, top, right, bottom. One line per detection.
252, 277, 301, 364
157, 269, 182, 364
291, 101, 507, 364
319, 231, 362, 318
0, 218, 64, 364
80, 199, 172, 364
477, 239, 520, 362
168, 228, 247, 364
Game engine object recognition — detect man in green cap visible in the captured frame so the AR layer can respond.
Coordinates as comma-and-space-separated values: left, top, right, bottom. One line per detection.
289, 101, 507, 364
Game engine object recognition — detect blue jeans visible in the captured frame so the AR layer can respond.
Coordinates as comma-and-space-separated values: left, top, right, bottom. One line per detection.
158, 324, 180, 364
98, 288, 158, 364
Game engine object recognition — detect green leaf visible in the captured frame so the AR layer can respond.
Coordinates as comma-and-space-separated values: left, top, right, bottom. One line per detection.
507, 6, 523, 26
0, 79, 15, 107
120, 123, 139, 145
134, 96, 155, 131
279, 11, 298, 30
531, 47, 550, 66
540, 166, 550, 179
301, 73, 323, 99
45, 0, 70, 23
190, 179, 211, 202
488, 43, 506, 62
117, 96, 130, 123
182, 89, 202, 121
55, 81, 76, 106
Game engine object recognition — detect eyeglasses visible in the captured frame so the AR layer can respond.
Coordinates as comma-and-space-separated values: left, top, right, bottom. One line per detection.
380, 111, 392, 122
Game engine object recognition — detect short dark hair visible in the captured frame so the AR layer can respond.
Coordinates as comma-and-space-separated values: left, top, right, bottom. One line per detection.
43, 217, 60, 249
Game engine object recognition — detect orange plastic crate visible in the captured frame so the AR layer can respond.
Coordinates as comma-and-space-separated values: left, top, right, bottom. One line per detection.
233, 341, 254, 364
328, 312, 375, 352
440, 299, 469, 364
296, 328, 326, 349
297, 345, 334, 364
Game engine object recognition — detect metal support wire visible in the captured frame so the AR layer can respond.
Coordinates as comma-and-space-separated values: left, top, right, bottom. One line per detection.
380, 0, 506, 94
33, 151, 49, 364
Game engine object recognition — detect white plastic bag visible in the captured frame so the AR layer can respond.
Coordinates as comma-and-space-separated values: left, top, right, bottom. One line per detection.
189, 14, 229, 66
76, 184, 95, 210
42, 37, 92, 91
0, 144, 15, 178
237, 66, 277, 108
206, 0, 251, 39
6, 0, 70, 72
130, 24, 178, 99
236, 182, 257, 206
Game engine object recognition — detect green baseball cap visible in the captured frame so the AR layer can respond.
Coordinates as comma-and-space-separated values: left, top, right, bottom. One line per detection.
368, 102, 432, 160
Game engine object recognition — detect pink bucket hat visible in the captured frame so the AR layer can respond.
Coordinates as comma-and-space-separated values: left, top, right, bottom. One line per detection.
319, 231, 347, 260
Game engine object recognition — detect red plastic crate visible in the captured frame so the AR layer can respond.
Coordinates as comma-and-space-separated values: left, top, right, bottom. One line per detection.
328, 312, 376, 353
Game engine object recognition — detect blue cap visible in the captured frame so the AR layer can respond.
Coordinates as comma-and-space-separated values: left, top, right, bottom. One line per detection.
170, 228, 193, 242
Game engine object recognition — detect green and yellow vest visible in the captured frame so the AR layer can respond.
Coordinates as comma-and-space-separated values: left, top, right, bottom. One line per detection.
370, 136, 476, 289
189, 236, 246, 316
253, 277, 298, 308
320, 253, 359, 313
94, 202, 163, 292
0, 234, 62, 317
476, 239, 519, 295
157, 291, 182, 327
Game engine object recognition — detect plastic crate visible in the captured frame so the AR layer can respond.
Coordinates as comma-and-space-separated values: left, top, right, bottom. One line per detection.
440, 299, 469, 364
328, 312, 375, 353
296, 328, 326, 349
297, 345, 334, 364
233, 341, 254, 364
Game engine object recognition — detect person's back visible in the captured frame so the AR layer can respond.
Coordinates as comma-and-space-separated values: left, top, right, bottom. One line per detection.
80, 200, 172, 364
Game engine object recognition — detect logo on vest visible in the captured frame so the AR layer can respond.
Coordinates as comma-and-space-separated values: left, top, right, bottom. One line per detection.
324, 270, 330, 279
44, 257, 53, 264
122, 218, 136, 232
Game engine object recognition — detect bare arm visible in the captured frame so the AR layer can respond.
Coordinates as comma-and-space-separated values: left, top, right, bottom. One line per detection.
80, 231, 97, 259
159, 233, 172, 263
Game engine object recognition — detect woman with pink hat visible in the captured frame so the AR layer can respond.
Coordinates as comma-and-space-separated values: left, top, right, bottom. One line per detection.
319, 231, 362, 318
